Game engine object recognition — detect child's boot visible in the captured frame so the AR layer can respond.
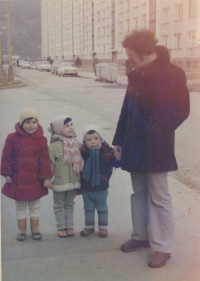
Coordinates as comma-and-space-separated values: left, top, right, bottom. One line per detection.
58, 229, 67, 238
80, 228, 95, 237
99, 229, 108, 238
67, 229, 75, 237
16, 219, 27, 241
30, 218, 42, 240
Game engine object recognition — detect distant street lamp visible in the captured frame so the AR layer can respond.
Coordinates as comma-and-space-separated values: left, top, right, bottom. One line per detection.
7, 0, 14, 81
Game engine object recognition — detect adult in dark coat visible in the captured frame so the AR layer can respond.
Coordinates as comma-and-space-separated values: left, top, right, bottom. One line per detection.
112, 29, 190, 268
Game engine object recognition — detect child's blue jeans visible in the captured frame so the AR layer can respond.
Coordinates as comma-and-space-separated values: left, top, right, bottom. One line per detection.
82, 189, 108, 230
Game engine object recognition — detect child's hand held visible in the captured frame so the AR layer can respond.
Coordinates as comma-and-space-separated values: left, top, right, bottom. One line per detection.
114, 145, 122, 160
115, 152, 122, 160
43, 179, 52, 189
5, 176, 12, 183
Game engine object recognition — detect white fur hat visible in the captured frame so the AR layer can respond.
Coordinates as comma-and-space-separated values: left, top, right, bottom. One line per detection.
82, 124, 102, 141
48, 115, 70, 135
20, 107, 39, 125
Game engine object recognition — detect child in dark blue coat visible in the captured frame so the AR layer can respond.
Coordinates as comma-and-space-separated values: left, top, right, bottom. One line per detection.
80, 124, 120, 238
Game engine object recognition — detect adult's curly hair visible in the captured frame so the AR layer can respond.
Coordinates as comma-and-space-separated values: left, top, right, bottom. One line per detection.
122, 29, 158, 59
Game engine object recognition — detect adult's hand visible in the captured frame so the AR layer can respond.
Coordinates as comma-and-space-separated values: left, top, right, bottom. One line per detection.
114, 145, 122, 160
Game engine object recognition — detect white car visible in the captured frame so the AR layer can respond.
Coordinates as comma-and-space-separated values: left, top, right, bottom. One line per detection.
38, 61, 51, 71
57, 62, 78, 77
21, 61, 31, 69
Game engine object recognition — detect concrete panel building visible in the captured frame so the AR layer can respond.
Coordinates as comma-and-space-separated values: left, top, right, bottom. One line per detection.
41, 0, 200, 70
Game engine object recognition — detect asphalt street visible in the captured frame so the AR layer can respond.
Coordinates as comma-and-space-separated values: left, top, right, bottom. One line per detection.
0, 67, 200, 281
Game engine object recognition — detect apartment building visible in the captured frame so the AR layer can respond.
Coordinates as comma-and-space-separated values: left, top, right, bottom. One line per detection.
158, 0, 200, 69
41, 0, 200, 69
41, 0, 149, 64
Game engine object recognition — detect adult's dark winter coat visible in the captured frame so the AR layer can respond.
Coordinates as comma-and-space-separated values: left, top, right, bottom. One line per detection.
112, 49, 190, 173
1, 123, 53, 201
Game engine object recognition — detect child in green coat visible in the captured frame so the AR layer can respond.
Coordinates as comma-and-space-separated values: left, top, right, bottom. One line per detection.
48, 115, 84, 238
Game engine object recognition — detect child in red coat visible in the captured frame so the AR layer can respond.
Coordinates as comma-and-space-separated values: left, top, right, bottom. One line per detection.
1, 108, 53, 241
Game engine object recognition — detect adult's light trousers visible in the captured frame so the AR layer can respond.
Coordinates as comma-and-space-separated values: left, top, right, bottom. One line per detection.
130, 172, 174, 253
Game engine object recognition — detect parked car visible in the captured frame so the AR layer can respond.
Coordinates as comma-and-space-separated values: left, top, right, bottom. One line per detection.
21, 61, 31, 69
57, 62, 78, 77
38, 61, 51, 71
50, 60, 65, 74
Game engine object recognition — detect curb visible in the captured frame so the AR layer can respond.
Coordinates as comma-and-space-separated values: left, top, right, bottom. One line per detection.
0, 74, 26, 90
115, 80, 127, 88
77, 75, 93, 80
79, 72, 128, 87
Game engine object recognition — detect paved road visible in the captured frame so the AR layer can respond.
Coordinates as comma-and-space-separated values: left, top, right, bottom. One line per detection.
1, 68, 200, 281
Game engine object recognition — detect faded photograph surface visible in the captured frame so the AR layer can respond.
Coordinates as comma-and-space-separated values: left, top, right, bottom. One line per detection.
1, 1, 200, 281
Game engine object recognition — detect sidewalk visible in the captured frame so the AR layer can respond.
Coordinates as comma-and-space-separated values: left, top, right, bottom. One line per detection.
0, 65, 25, 89
78, 65, 200, 91
77, 65, 128, 87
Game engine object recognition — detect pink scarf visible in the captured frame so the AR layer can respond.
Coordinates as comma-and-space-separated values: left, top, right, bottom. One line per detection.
60, 136, 84, 174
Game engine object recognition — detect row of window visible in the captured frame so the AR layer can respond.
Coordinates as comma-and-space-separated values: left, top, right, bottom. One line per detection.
97, 8, 110, 21
97, 26, 109, 37
50, 32, 198, 54
48, 28, 197, 50
118, 0, 146, 12
162, 0, 197, 23
162, 30, 196, 48
173, 60, 199, 68
97, 43, 111, 54
95, 15, 147, 37
119, 14, 147, 33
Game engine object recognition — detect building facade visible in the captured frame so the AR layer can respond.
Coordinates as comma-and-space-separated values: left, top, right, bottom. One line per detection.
41, 0, 200, 69
158, 0, 200, 69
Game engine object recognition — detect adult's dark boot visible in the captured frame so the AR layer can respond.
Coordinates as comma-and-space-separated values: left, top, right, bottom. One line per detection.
121, 239, 150, 252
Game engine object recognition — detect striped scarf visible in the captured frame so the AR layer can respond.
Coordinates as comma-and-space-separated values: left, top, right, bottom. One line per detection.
60, 136, 84, 174
82, 148, 100, 187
